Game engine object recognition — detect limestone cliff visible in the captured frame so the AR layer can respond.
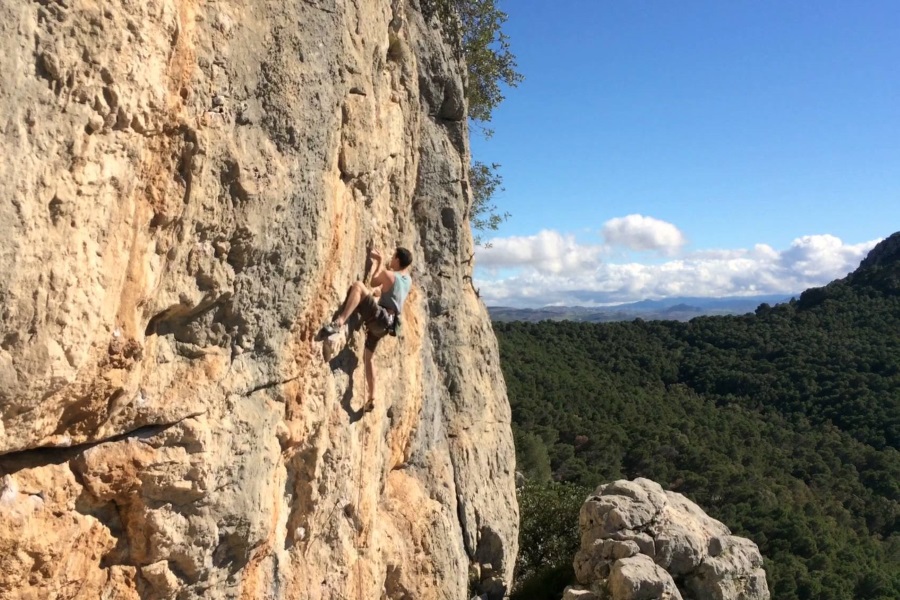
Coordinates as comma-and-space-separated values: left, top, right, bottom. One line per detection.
0, 1, 518, 598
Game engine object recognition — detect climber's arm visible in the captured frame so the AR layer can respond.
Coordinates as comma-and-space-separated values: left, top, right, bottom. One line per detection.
368, 248, 384, 282
368, 249, 394, 296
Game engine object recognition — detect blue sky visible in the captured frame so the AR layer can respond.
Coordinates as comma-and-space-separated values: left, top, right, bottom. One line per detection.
471, 1, 899, 307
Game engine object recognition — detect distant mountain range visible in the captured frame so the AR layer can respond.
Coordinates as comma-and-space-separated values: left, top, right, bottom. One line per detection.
488, 294, 794, 323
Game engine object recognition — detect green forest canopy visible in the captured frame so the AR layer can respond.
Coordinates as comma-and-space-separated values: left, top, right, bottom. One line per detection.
500, 233, 900, 600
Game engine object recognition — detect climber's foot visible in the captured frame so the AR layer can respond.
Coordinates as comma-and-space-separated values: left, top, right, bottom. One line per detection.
322, 320, 343, 336
363, 398, 375, 413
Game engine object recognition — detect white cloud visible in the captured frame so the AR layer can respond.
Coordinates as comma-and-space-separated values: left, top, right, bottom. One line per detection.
475, 229, 603, 274
601, 214, 687, 255
474, 233, 881, 307
778, 234, 876, 279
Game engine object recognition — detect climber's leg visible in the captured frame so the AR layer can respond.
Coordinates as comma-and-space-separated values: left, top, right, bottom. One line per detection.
363, 346, 376, 411
361, 327, 386, 411
336, 281, 369, 326
324, 282, 370, 335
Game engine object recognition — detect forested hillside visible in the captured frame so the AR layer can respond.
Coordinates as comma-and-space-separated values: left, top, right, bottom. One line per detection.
500, 233, 900, 600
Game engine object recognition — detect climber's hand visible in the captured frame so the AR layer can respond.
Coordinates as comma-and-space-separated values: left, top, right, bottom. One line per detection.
369, 248, 383, 262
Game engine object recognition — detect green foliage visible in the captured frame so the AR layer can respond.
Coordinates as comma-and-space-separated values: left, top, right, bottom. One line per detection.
422, 1, 522, 243
513, 481, 588, 598
496, 260, 900, 600
455, 0, 523, 124
469, 160, 509, 245
515, 430, 552, 482
426, 0, 523, 126
511, 564, 573, 600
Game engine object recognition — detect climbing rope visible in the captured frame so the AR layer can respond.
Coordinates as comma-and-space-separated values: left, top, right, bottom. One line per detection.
355, 408, 369, 600
354, 248, 378, 600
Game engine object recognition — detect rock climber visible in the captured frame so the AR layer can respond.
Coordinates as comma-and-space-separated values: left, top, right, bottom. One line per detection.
323, 246, 413, 411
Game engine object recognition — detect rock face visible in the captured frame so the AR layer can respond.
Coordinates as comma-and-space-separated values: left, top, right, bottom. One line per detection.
564, 479, 769, 600
0, 1, 518, 599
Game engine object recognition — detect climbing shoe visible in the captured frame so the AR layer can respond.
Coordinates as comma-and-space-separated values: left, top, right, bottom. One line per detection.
322, 321, 343, 336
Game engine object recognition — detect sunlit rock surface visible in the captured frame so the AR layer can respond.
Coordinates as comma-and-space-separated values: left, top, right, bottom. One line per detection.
564, 478, 769, 600
0, 1, 517, 598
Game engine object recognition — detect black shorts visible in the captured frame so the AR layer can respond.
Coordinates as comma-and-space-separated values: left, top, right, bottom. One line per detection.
359, 295, 393, 352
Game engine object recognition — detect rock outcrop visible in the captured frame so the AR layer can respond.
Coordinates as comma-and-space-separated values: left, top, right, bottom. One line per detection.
564, 479, 769, 600
0, 1, 517, 598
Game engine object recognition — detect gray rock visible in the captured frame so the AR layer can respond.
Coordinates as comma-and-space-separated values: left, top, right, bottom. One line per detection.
609, 555, 683, 600
569, 479, 770, 600
581, 478, 668, 540
687, 536, 769, 600
574, 543, 610, 585
562, 586, 601, 600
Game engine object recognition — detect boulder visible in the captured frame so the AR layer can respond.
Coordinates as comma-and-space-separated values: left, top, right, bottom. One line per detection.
562, 586, 601, 600
609, 555, 682, 600
686, 536, 768, 600
569, 479, 770, 600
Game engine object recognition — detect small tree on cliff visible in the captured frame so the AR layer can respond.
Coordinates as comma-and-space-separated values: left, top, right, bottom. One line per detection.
469, 160, 510, 246
455, 1, 523, 128
426, 0, 522, 244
